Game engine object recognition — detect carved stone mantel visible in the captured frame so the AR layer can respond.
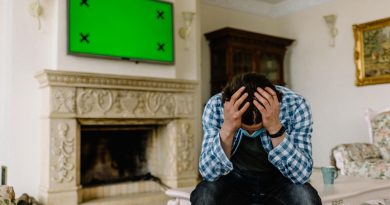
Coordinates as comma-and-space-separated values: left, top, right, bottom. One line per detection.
35, 70, 198, 205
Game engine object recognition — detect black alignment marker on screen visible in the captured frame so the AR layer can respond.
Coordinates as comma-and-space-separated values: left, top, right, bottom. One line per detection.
80, 33, 90, 43
157, 43, 165, 52
156, 10, 165, 20
80, 0, 89, 7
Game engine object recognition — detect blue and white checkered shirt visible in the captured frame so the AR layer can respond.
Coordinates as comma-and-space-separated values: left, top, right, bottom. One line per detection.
199, 86, 313, 184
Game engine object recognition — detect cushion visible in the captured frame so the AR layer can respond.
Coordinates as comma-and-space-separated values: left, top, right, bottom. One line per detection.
346, 144, 381, 161
365, 108, 390, 160
365, 107, 390, 143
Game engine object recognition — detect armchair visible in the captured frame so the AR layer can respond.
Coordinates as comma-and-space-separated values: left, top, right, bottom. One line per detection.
331, 108, 390, 179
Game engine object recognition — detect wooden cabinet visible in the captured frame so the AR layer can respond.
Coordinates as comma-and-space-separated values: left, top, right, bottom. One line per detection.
205, 27, 294, 96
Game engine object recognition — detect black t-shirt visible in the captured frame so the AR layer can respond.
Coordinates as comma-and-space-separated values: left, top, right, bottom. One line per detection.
231, 136, 278, 174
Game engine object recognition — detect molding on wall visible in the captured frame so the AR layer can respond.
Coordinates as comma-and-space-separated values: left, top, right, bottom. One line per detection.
202, 0, 333, 17
35, 69, 198, 92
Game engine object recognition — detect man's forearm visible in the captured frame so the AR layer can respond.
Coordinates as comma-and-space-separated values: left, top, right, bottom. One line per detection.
219, 126, 235, 158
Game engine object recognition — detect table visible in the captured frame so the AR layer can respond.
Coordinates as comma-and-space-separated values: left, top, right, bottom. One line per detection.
165, 169, 390, 205
310, 170, 390, 205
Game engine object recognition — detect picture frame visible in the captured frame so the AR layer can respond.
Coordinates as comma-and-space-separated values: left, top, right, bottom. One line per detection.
353, 17, 390, 86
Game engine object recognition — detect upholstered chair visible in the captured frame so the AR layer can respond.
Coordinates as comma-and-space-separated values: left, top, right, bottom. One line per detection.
331, 108, 390, 179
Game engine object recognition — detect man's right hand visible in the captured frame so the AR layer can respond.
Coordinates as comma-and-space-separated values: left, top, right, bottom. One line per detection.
219, 86, 250, 157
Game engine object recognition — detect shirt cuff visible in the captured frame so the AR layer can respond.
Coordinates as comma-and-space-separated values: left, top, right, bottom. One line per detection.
268, 133, 297, 166
212, 133, 233, 174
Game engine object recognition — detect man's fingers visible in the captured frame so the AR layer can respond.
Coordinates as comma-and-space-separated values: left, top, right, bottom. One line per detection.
230, 86, 246, 103
254, 91, 271, 110
253, 100, 266, 114
233, 92, 248, 109
238, 102, 250, 116
264, 87, 279, 103
257, 87, 274, 104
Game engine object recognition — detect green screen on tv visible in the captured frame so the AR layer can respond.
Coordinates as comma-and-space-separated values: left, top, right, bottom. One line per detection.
68, 0, 174, 64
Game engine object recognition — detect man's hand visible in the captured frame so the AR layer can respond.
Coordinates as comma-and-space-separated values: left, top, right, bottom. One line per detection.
221, 86, 250, 136
253, 87, 282, 134
220, 86, 249, 158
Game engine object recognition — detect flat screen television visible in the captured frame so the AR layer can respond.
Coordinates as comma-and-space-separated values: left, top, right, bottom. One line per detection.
68, 0, 174, 64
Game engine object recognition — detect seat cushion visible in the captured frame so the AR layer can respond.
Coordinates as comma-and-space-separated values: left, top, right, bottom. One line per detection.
345, 143, 381, 161
344, 159, 390, 179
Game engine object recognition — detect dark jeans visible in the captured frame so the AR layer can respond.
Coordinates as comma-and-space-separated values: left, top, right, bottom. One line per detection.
190, 169, 322, 205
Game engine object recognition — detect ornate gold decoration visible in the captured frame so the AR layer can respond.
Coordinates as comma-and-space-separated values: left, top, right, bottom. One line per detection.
51, 123, 75, 183
353, 17, 390, 86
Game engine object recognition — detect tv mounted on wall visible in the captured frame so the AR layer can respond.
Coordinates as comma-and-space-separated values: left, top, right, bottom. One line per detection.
68, 0, 174, 64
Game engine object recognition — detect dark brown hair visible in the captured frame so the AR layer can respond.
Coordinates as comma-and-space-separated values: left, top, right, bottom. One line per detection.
222, 72, 283, 125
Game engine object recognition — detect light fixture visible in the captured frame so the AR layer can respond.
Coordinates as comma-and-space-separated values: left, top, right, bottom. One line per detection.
179, 11, 195, 44
29, 0, 44, 30
323, 14, 338, 47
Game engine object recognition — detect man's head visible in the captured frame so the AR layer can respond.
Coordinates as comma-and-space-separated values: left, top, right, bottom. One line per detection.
222, 72, 283, 126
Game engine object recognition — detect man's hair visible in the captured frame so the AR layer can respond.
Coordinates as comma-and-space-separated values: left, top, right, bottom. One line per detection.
222, 72, 283, 125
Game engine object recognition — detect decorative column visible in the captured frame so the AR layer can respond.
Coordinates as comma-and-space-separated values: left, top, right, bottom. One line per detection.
39, 86, 80, 205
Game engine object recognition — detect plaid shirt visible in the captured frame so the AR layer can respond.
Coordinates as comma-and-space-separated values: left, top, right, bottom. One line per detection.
199, 86, 313, 184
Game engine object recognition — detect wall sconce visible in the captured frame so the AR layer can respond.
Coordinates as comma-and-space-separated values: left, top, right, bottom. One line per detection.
29, 0, 44, 30
179, 11, 195, 48
323, 14, 338, 47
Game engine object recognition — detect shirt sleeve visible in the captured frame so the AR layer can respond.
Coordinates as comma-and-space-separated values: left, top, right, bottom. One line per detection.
268, 98, 314, 184
198, 95, 234, 181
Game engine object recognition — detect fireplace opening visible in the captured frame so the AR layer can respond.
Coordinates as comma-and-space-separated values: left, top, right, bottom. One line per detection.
81, 125, 154, 187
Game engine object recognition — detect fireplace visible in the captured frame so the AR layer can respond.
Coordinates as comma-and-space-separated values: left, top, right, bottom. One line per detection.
35, 70, 199, 205
80, 125, 152, 187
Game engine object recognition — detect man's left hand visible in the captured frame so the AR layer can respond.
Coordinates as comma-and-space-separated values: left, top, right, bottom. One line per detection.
253, 87, 282, 134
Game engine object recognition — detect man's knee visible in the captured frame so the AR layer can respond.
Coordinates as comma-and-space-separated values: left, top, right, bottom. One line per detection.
288, 183, 321, 205
272, 183, 322, 205
190, 180, 224, 205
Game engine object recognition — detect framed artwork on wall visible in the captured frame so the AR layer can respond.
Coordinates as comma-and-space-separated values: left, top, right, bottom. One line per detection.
353, 17, 390, 86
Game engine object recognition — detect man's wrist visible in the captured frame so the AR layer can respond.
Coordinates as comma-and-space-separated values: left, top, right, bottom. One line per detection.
266, 125, 285, 138
220, 126, 235, 139
221, 123, 236, 134
266, 123, 283, 134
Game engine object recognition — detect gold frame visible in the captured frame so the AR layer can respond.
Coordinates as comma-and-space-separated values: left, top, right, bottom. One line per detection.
353, 17, 390, 86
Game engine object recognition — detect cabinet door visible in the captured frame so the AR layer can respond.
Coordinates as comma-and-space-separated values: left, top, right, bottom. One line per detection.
210, 49, 227, 95
232, 47, 256, 76
258, 53, 284, 84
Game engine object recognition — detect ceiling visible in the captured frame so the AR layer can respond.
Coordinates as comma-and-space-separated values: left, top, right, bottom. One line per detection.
202, 0, 332, 17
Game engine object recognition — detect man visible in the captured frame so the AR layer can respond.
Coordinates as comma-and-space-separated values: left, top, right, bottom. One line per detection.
190, 72, 321, 205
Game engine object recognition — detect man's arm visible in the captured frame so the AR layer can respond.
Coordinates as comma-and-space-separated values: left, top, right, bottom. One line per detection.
267, 98, 313, 184
254, 87, 313, 184
199, 88, 249, 181
198, 95, 234, 181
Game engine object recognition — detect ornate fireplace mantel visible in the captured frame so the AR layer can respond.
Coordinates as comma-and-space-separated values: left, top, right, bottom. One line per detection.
35, 70, 199, 205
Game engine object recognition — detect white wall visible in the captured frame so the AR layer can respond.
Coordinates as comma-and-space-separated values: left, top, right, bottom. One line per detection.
277, 0, 390, 166
0, 0, 200, 198
200, 0, 390, 168
0, 0, 55, 197
0, 0, 10, 169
